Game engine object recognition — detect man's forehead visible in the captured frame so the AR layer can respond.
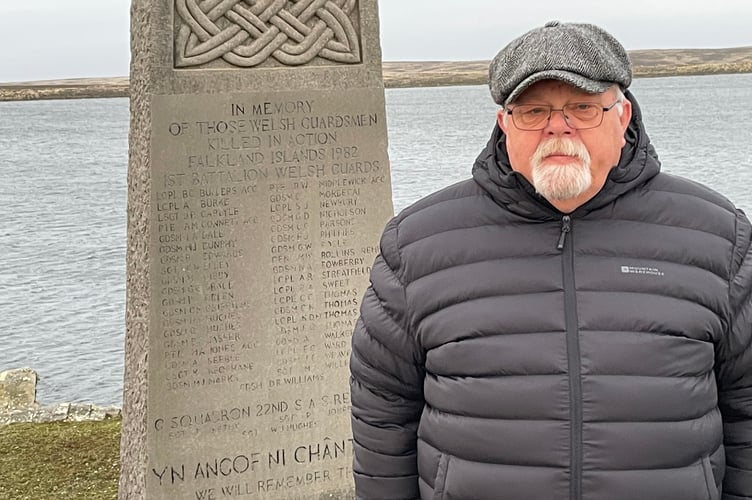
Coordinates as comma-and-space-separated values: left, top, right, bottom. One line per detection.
515, 79, 608, 102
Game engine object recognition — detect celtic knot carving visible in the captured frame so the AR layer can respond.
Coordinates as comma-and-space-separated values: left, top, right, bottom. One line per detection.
175, 0, 361, 68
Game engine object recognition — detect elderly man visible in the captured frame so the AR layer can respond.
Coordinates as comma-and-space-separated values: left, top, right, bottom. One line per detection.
349, 21, 752, 500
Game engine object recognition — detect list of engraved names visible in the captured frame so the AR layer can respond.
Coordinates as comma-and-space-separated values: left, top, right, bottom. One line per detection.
148, 90, 392, 496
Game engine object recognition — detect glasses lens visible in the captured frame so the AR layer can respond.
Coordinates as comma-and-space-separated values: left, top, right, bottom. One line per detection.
563, 103, 602, 128
512, 105, 550, 130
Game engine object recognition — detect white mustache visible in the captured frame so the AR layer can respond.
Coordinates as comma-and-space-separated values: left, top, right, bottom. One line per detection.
531, 138, 591, 165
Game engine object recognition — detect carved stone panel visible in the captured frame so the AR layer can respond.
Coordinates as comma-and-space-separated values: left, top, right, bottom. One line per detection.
144, 89, 390, 499
175, 0, 362, 68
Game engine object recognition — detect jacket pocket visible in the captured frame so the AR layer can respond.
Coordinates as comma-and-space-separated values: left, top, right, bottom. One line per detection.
433, 454, 450, 500
701, 455, 719, 500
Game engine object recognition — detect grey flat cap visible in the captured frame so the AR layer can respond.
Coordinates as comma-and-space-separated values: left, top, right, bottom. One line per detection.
489, 20, 632, 105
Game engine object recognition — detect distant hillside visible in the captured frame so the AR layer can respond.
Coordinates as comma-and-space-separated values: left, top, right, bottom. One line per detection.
1, 46, 751, 102
381, 46, 752, 88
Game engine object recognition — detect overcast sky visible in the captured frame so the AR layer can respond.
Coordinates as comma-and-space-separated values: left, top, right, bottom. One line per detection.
1, 0, 751, 83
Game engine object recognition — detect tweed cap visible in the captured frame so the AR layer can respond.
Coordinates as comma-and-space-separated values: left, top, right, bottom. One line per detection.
489, 21, 632, 105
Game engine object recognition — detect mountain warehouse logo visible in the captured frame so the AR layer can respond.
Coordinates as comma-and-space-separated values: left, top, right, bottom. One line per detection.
620, 266, 665, 276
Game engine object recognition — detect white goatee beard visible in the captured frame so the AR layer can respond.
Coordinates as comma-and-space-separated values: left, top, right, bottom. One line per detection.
530, 138, 592, 201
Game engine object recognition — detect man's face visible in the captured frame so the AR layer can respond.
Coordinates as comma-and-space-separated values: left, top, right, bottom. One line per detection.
497, 79, 632, 213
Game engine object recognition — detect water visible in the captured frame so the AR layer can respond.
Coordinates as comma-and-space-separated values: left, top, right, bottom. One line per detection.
0, 99, 128, 406
1, 74, 751, 406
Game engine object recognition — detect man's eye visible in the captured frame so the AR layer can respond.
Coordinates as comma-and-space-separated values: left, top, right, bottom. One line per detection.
573, 104, 595, 111
524, 107, 547, 116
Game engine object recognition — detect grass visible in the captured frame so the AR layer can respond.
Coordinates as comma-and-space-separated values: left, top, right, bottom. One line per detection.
0, 419, 121, 500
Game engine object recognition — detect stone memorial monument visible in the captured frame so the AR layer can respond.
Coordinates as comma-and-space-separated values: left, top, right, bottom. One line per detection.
120, 1, 393, 498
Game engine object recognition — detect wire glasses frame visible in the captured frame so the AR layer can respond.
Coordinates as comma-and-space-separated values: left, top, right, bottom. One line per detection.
505, 100, 622, 131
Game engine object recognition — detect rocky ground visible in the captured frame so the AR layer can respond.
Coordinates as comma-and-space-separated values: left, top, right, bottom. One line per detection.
0, 369, 120, 426
1, 47, 750, 102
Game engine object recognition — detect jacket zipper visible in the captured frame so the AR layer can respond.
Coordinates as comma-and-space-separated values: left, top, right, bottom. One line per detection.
557, 215, 571, 250
559, 215, 582, 499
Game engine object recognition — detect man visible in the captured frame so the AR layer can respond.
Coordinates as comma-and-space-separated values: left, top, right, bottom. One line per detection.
349, 20, 752, 500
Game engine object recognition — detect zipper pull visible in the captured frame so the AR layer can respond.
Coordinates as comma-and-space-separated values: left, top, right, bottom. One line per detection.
557, 215, 571, 250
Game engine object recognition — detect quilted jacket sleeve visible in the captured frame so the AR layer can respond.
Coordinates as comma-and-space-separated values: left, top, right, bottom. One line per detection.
350, 217, 426, 500
719, 210, 752, 500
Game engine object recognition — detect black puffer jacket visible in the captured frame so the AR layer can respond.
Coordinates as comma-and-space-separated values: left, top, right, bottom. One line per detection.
350, 93, 752, 500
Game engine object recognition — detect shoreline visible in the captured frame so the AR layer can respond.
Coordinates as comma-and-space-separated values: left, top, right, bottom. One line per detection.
1, 67, 749, 103
2, 47, 751, 102
1, 369, 120, 426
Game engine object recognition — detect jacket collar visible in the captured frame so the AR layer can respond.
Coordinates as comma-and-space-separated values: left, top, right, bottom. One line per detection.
471, 90, 661, 220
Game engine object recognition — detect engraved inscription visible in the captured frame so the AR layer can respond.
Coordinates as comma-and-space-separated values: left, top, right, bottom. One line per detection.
150, 438, 352, 498
175, 0, 362, 68
147, 89, 391, 499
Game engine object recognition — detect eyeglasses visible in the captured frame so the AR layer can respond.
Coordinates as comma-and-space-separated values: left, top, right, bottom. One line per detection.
505, 101, 621, 131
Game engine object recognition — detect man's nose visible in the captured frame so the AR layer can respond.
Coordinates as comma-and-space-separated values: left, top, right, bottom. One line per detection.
544, 109, 574, 135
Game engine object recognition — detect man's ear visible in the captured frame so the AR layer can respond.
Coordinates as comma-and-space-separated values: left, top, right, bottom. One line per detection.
620, 99, 632, 132
496, 108, 508, 133
618, 99, 632, 147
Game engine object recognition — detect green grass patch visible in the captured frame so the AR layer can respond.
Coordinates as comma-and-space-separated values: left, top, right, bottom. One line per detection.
0, 419, 121, 500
